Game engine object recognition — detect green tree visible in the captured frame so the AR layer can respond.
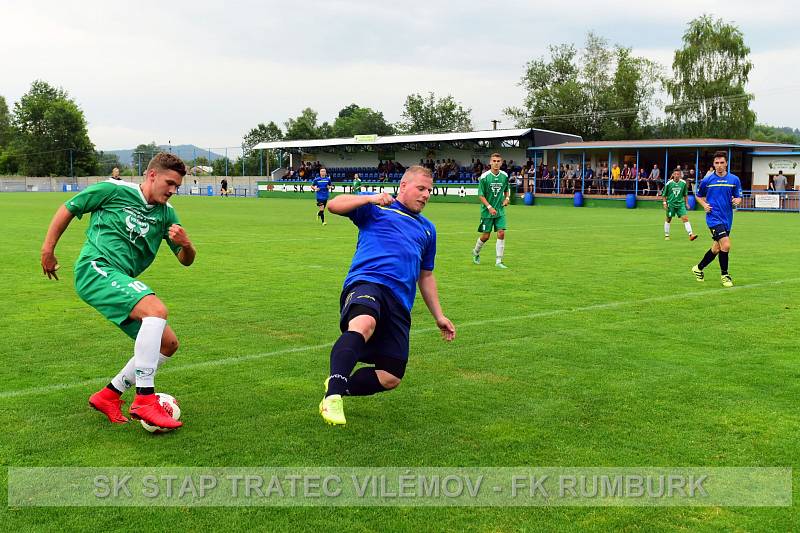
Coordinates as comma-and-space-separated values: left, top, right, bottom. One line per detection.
603, 46, 663, 139
284, 108, 333, 140
0, 95, 11, 148
665, 15, 755, 138
750, 124, 800, 145
332, 104, 394, 137
95, 151, 123, 175
241, 121, 283, 175
505, 34, 662, 140
12, 80, 97, 176
396, 92, 473, 134
0, 95, 16, 174
132, 142, 160, 174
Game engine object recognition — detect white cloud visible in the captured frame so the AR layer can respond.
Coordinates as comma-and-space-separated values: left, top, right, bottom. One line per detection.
2, 0, 799, 148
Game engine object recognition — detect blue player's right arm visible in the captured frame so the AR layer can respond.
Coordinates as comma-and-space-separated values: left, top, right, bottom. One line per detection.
327, 192, 394, 215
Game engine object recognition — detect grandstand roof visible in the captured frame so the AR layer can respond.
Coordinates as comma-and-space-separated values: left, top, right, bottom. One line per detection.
254, 128, 582, 150
530, 138, 800, 151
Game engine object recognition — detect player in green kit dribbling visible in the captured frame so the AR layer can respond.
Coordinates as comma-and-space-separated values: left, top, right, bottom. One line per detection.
40, 153, 196, 430
471, 153, 510, 268
662, 169, 697, 241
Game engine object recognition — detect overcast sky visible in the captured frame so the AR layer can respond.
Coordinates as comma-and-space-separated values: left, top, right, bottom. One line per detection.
3, 0, 798, 150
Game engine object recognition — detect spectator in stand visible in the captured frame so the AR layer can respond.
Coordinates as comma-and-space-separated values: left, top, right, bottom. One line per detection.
500, 159, 508, 173
540, 165, 549, 193
565, 165, 575, 193
395, 161, 405, 173
298, 165, 307, 180
473, 159, 484, 178
647, 164, 660, 196
687, 168, 696, 193
637, 167, 647, 194
610, 164, 621, 194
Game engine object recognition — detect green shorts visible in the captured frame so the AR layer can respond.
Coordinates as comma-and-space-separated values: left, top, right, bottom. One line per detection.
74, 259, 154, 339
666, 205, 687, 218
478, 215, 507, 233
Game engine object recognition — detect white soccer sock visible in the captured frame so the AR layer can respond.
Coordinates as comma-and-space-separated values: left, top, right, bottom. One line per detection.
496, 239, 505, 263
112, 353, 170, 392
664, 222, 670, 235
684, 221, 693, 235
134, 317, 167, 389
473, 238, 486, 255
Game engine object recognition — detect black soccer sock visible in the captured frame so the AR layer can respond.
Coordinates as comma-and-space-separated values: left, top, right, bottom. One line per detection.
347, 367, 387, 396
320, 210, 325, 223
697, 249, 718, 270
135, 387, 154, 396
317, 210, 323, 220
106, 383, 123, 395
719, 251, 729, 275
327, 331, 366, 397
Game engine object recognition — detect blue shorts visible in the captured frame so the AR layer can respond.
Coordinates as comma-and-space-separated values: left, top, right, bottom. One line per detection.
316, 196, 329, 207
709, 224, 731, 241
339, 282, 411, 362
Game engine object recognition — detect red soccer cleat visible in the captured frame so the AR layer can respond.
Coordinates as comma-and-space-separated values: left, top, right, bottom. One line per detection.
129, 394, 183, 429
689, 233, 698, 241
89, 388, 129, 424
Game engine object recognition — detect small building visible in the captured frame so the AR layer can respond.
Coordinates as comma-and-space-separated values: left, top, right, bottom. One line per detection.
255, 128, 582, 175
528, 138, 800, 191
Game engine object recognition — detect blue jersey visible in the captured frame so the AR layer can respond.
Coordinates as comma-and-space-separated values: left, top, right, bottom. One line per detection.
312, 176, 332, 200
342, 200, 436, 312
697, 172, 742, 230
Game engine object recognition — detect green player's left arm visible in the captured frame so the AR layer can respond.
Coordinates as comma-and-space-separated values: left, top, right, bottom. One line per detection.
418, 270, 455, 342
168, 224, 196, 266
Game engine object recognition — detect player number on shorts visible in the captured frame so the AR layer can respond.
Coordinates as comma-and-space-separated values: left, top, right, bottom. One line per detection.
128, 281, 148, 293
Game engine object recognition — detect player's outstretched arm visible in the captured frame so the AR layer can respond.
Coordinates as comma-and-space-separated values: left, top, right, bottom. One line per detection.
327, 193, 393, 215
418, 270, 456, 342
40, 205, 75, 280
168, 224, 196, 266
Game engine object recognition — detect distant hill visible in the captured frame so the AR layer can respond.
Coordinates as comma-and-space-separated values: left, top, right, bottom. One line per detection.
106, 145, 225, 166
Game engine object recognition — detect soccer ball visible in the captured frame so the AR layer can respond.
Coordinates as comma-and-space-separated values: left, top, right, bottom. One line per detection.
140, 393, 181, 433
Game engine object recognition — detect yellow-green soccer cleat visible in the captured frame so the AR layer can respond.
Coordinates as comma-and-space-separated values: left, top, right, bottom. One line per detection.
721, 274, 733, 288
472, 253, 480, 265
664, 235, 670, 240
691, 265, 704, 282
495, 262, 508, 269
319, 395, 346, 425
319, 377, 346, 425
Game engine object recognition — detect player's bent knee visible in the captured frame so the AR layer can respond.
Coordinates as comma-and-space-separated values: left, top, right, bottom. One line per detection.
347, 314, 377, 340
130, 295, 168, 320
375, 370, 401, 389
497, 230, 505, 239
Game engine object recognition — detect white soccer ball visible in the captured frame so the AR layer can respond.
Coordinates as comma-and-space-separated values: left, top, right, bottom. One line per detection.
140, 393, 181, 433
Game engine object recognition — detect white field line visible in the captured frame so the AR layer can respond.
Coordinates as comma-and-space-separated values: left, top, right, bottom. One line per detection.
1, 277, 797, 400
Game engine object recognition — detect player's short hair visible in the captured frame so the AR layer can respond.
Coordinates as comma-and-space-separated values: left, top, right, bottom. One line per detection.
147, 152, 187, 177
401, 165, 432, 182
490, 153, 502, 159
713, 151, 727, 161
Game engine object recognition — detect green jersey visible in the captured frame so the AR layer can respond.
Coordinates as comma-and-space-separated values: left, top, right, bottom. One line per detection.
662, 179, 688, 208
65, 180, 183, 277
478, 170, 509, 218
352, 177, 362, 193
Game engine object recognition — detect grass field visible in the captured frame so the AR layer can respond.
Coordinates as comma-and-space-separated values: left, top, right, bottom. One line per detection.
1, 193, 798, 531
